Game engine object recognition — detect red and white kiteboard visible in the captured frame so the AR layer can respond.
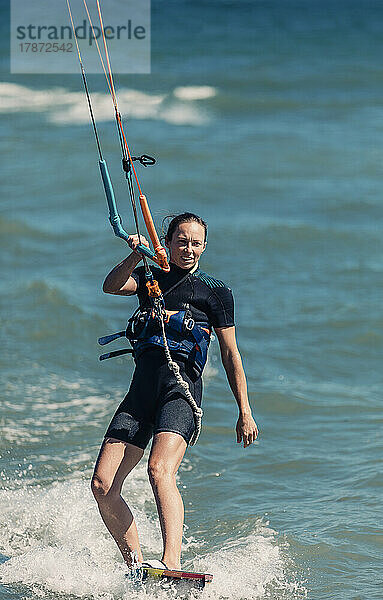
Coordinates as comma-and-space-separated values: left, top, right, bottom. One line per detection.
142, 565, 213, 589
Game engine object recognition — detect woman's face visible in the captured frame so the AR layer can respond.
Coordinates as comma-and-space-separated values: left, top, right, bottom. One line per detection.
165, 221, 206, 269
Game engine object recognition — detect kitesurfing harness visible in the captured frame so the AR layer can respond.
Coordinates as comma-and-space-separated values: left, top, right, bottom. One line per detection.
99, 266, 212, 374
98, 266, 211, 445
66, 0, 205, 444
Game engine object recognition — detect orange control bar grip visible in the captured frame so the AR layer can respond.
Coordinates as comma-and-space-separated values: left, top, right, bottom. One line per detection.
139, 194, 170, 272
146, 279, 162, 298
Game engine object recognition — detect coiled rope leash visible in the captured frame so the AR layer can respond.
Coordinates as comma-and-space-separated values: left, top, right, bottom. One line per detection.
159, 316, 203, 446
146, 266, 203, 446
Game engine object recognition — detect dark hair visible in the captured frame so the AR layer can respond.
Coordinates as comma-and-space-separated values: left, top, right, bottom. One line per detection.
163, 212, 208, 243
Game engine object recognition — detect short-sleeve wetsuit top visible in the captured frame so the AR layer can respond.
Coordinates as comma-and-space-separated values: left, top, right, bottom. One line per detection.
131, 262, 235, 332
104, 263, 235, 448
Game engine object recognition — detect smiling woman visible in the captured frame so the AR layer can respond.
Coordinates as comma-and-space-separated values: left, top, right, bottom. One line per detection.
164, 212, 208, 269
94, 212, 259, 574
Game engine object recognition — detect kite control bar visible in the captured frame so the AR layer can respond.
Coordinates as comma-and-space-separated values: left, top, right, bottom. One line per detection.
99, 159, 164, 265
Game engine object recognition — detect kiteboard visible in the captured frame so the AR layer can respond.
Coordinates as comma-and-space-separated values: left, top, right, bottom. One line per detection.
142, 565, 213, 589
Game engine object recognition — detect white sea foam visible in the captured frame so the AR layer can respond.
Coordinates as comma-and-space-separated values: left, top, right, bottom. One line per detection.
0, 471, 160, 597
173, 86, 217, 100
0, 472, 306, 599
197, 529, 307, 600
0, 82, 214, 126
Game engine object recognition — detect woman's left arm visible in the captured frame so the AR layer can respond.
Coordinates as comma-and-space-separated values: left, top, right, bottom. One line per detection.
215, 326, 259, 448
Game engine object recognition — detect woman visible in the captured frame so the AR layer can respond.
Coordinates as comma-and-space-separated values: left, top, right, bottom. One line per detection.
91, 213, 258, 571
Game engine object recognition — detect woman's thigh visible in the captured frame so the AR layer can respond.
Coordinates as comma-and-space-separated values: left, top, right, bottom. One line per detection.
93, 437, 144, 492
148, 432, 187, 476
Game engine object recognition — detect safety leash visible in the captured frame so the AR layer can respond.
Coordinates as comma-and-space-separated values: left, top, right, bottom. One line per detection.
146, 266, 203, 445
159, 264, 203, 445
158, 314, 203, 446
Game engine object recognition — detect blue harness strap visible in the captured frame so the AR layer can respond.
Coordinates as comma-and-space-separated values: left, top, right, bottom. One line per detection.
132, 309, 211, 376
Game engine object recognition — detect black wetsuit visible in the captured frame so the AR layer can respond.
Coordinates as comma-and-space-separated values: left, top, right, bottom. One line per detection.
105, 263, 235, 448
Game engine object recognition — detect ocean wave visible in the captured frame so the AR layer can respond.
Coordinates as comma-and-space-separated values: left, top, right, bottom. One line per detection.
0, 82, 215, 127
214, 216, 373, 251
0, 216, 53, 240
4, 279, 109, 328
0, 475, 160, 597
253, 379, 381, 417
198, 527, 307, 599
1, 279, 105, 369
0, 476, 307, 600
0, 365, 117, 463
0, 215, 89, 243
6, 279, 87, 315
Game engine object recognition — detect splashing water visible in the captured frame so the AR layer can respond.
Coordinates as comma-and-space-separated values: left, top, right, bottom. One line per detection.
0, 468, 306, 600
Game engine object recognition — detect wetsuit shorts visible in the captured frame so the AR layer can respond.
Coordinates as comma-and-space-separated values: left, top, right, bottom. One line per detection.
105, 349, 203, 449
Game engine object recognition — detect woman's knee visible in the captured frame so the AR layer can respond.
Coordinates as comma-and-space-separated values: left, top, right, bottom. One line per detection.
91, 472, 115, 503
147, 459, 176, 488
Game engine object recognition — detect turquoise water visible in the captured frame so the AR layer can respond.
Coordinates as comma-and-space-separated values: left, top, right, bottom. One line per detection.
1, 1, 382, 598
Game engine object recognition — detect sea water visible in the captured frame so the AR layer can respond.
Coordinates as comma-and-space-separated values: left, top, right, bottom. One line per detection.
0, 1, 382, 599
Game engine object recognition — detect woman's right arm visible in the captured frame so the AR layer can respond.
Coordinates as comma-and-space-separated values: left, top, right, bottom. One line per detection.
102, 234, 148, 296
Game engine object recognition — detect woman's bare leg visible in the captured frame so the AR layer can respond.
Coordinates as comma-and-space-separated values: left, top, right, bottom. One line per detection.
91, 437, 144, 567
147, 432, 188, 570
